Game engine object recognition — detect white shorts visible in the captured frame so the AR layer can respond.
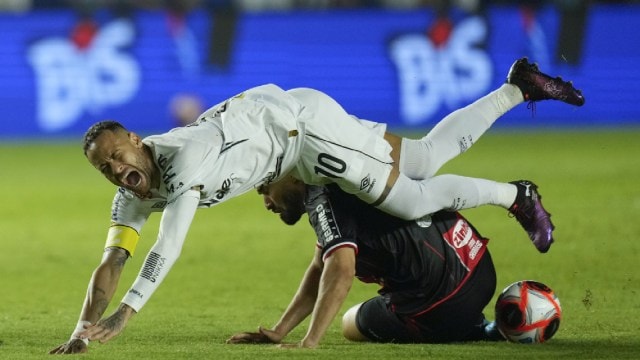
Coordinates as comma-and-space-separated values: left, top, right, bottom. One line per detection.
287, 87, 393, 203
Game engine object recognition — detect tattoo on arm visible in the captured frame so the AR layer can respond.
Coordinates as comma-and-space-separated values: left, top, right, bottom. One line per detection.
92, 247, 128, 315
113, 251, 128, 268
101, 306, 128, 331
104, 247, 129, 268
94, 299, 110, 319
91, 287, 109, 318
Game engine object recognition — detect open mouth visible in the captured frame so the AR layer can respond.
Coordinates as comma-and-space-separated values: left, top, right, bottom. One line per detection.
124, 171, 142, 188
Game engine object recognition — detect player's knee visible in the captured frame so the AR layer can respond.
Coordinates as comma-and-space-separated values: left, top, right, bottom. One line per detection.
342, 303, 368, 342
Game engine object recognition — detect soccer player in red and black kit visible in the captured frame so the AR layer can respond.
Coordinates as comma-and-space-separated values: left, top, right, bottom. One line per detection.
227, 175, 522, 347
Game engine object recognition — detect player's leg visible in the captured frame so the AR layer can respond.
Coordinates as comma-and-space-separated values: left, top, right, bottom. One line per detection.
398, 58, 585, 180
399, 83, 523, 179
375, 172, 554, 253
290, 84, 555, 252
341, 297, 422, 343
296, 113, 553, 252
378, 172, 517, 216
341, 303, 368, 341
409, 252, 503, 343
294, 112, 518, 218
375, 58, 585, 251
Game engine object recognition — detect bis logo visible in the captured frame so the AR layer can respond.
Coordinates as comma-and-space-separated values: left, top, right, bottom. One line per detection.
27, 19, 140, 132
388, 16, 492, 125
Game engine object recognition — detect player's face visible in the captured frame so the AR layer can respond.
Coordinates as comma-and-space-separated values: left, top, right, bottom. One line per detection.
86, 130, 158, 198
258, 177, 306, 225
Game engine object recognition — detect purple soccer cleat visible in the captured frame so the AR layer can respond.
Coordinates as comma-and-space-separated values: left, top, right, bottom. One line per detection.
508, 180, 555, 253
507, 57, 585, 106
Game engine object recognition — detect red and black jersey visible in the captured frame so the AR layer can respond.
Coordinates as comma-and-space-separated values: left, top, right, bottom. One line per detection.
305, 184, 489, 316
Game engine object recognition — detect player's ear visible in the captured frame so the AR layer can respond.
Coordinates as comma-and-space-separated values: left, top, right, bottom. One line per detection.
128, 132, 143, 148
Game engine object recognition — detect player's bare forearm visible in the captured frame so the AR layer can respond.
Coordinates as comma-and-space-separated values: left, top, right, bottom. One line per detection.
80, 247, 129, 323
227, 249, 329, 346
227, 257, 322, 345
49, 247, 129, 354
271, 249, 324, 339
227, 257, 322, 346
300, 247, 355, 348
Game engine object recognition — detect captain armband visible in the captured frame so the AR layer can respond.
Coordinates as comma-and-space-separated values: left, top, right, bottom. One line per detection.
104, 225, 140, 256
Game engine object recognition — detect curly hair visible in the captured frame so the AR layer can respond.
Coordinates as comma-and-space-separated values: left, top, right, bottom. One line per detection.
82, 120, 127, 155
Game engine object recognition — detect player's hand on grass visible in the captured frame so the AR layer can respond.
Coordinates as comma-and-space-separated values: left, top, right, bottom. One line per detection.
48, 338, 88, 354
226, 326, 282, 344
80, 303, 135, 344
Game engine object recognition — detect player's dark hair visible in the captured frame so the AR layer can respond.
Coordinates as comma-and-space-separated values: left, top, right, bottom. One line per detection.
82, 120, 127, 155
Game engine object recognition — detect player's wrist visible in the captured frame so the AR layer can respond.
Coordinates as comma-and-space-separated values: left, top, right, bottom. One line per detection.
300, 337, 318, 348
268, 325, 288, 341
300, 331, 321, 348
121, 294, 144, 313
118, 303, 137, 318
70, 320, 92, 345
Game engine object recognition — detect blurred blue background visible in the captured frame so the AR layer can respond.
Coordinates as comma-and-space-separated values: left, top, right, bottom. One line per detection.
0, 0, 638, 140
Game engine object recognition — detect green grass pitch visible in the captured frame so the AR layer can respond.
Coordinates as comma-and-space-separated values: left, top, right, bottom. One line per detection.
1, 129, 639, 359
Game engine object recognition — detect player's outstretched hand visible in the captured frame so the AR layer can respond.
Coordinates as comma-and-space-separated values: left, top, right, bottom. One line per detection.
79, 303, 134, 344
80, 317, 125, 344
48, 339, 88, 355
226, 326, 282, 344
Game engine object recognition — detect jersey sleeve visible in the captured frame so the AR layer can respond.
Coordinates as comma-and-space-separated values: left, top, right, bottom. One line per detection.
305, 186, 359, 262
121, 189, 201, 312
106, 188, 158, 256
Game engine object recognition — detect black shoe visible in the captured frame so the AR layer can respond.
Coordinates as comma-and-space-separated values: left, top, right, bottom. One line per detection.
483, 321, 506, 341
507, 57, 585, 106
508, 180, 555, 253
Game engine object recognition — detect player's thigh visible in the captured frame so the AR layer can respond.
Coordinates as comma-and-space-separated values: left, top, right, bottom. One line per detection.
349, 296, 421, 343
411, 252, 497, 342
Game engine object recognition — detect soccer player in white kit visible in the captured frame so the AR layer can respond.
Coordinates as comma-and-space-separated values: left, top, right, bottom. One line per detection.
50, 58, 584, 354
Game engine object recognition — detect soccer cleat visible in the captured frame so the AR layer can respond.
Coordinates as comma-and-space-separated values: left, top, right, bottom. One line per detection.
508, 180, 555, 253
507, 57, 585, 106
483, 321, 505, 342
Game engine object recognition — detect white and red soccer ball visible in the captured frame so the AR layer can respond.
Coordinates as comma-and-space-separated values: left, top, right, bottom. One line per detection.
494, 280, 562, 344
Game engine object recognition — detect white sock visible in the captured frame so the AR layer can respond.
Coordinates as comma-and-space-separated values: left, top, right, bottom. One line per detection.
399, 84, 523, 179
376, 174, 518, 220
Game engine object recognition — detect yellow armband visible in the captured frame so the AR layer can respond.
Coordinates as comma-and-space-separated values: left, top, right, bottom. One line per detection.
105, 225, 140, 256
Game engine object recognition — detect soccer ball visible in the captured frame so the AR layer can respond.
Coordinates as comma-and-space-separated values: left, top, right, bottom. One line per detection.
494, 280, 562, 344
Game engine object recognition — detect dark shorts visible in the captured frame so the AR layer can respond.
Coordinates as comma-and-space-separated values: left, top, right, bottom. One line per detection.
355, 251, 497, 343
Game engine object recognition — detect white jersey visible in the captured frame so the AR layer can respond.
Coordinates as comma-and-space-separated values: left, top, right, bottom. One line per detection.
287, 87, 391, 201
112, 83, 393, 312
111, 84, 306, 230
111, 83, 392, 230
